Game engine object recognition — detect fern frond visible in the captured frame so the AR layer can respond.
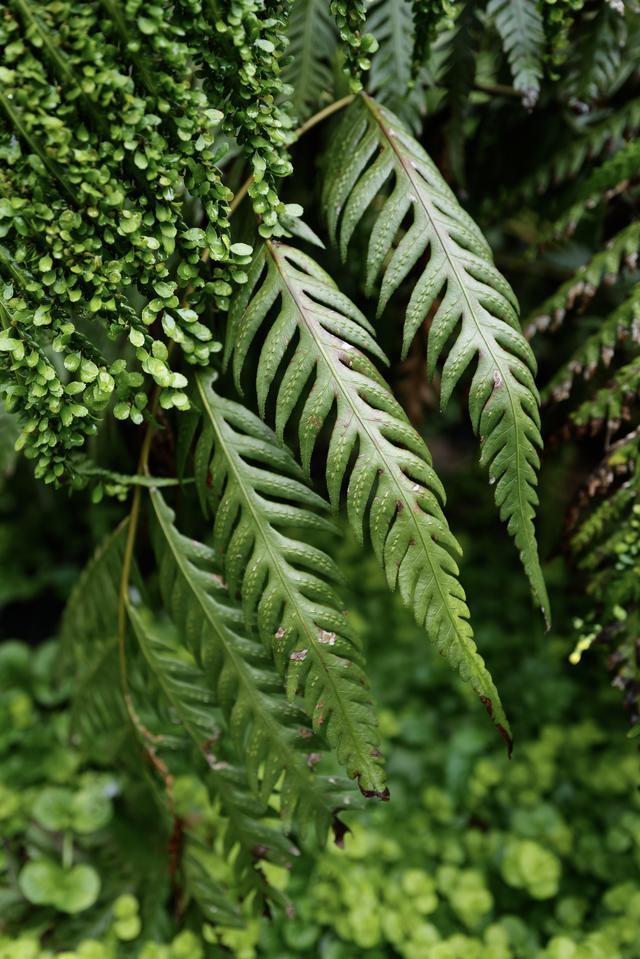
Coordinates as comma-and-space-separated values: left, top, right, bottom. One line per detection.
61, 522, 131, 758
367, 0, 425, 133
433, 2, 477, 184
285, 0, 337, 121
191, 378, 386, 797
226, 240, 511, 746
487, 0, 544, 108
572, 353, 640, 430
495, 98, 640, 214
526, 221, 640, 338
182, 840, 245, 928
322, 94, 549, 625
544, 138, 640, 239
542, 287, 640, 405
571, 480, 636, 556
127, 602, 296, 909
571, 432, 640, 575
565, 5, 627, 105
149, 489, 357, 843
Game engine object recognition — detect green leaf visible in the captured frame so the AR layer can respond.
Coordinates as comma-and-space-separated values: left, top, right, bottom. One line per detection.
127, 601, 296, 913
19, 860, 101, 914
367, 0, 425, 132
32, 784, 112, 834
148, 490, 358, 843
323, 94, 549, 627
192, 376, 386, 797
60, 523, 132, 758
487, 0, 544, 107
226, 240, 511, 747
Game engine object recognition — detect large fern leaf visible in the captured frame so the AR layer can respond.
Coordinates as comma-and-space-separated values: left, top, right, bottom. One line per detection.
191, 378, 386, 797
148, 489, 357, 842
226, 240, 511, 746
285, 0, 337, 121
61, 523, 131, 759
127, 602, 296, 910
367, 0, 425, 133
487, 0, 544, 108
322, 94, 549, 625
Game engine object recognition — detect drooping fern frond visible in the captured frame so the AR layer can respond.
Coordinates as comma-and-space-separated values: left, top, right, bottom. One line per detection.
285, 0, 337, 122
191, 378, 386, 797
367, 0, 425, 133
542, 287, 640, 405
571, 481, 635, 559
226, 239, 511, 745
526, 221, 640, 338
567, 433, 640, 725
127, 602, 296, 912
61, 522, 131, 760
487, 0, 545, 108
493, 98, 640, 216
149, 489, 357, 843
432, 2, 478, 184
323, 94, 549, 624
572, 353, 640, 431
543, 138, 640, 240
564, 4, 627, 105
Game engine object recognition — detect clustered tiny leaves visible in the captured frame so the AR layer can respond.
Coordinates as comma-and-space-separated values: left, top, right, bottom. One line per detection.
2, 0, 637, 930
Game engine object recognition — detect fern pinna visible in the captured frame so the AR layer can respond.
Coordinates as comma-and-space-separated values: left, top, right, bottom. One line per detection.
0, 0, 568, 928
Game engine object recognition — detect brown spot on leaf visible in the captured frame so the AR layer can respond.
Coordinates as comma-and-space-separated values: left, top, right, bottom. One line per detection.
480, 695, 493, 718
360, 785, 390, 801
